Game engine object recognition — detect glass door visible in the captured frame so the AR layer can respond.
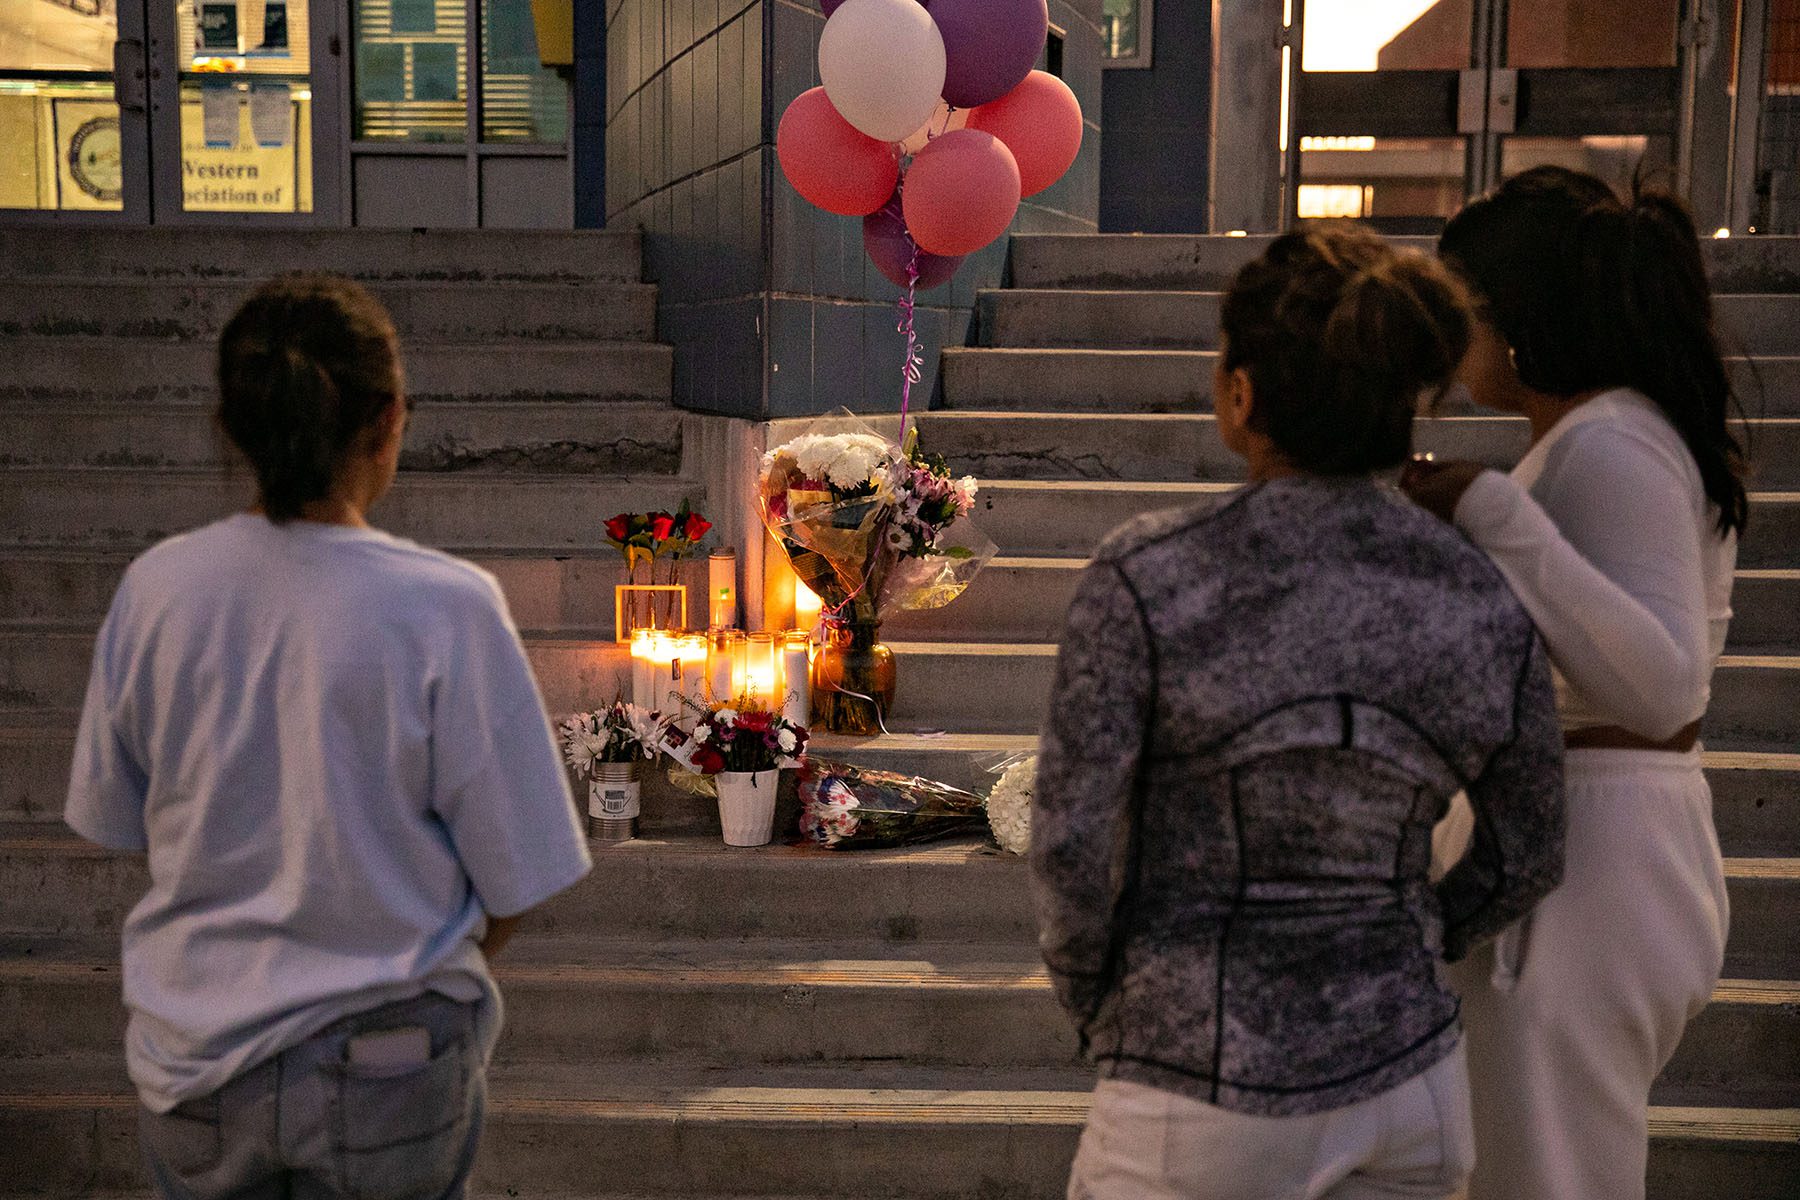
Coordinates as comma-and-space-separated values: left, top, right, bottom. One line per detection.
1, 0, 340, 222
147, 0, 343, 222
0, 0, 152, 220
1291, 0, 1686, 232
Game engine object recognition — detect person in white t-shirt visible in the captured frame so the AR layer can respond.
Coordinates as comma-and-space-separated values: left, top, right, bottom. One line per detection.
64, 273, 594, 1199
1402, 167, 1748, 1200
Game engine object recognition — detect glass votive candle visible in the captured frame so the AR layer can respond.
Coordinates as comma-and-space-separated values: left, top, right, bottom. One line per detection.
629, 628, 656, 712
744, 632, 779, 710
708, 629, 746, 705
781, 630, 812, 729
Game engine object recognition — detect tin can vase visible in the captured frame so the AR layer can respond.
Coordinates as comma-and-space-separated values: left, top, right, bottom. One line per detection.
715, 769, 780, 847
811, 621, 896, 735
588, 761, 641, 841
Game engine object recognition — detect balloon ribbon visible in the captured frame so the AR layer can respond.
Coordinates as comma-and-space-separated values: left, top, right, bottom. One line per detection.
896, 241, 924, 442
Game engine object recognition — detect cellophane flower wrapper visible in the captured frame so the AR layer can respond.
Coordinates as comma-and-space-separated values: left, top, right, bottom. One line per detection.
759, 410, 992, 624
798, 760, 989, 849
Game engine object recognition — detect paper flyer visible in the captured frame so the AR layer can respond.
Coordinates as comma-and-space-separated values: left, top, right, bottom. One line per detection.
250, 82, 291, 147
202, 80, 239, 149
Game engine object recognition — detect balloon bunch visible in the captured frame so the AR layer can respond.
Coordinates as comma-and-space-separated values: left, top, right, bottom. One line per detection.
777, 0, 1084, 292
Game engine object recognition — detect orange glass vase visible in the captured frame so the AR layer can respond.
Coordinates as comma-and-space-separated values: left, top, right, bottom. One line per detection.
811, 622, 896, 735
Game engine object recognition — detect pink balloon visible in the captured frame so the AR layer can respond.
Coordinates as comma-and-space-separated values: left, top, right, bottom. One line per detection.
864, 192, 964, 290
902, 129, 1021, 257
965, 70, 1082, 197
777, 87, 901, 217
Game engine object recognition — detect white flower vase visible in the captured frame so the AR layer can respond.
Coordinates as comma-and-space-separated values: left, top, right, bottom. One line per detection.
588, 761, 641, 841
715, 769, 781, 847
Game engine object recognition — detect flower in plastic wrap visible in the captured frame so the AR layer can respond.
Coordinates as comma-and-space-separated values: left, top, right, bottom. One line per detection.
985, 756, 1035, 855
758, 410, 996, 628
798, 760, 988, 849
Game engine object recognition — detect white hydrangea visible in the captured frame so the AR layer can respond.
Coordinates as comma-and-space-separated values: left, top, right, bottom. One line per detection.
985, 756, 1035, 855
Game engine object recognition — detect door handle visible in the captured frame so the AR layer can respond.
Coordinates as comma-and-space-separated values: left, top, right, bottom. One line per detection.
113, 38, 147, 112
1487, 68, 1519, 134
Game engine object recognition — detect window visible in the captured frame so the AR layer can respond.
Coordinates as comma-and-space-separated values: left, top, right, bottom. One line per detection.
1102, 0, 1151, 68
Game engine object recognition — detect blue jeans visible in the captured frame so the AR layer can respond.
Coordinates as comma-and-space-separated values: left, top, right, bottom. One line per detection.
138, 992, 495, 1200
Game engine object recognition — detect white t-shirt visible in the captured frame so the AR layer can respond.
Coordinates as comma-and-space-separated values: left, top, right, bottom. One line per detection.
64, 514, 593, 1113
1453, 388, 1738, 739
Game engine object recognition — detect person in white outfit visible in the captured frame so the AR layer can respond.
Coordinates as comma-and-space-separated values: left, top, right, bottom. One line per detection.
1402, 166, 1747, 1200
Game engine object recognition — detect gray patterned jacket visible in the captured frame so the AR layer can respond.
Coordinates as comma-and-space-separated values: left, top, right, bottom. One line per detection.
1031, 476, 1565, 1117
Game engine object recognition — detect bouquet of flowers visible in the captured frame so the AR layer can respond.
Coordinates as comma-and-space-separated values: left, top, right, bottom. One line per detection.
984, 755, 1035, 855
605, 499, 713, 630
661, 702, 810, 776
759, 413, 994, 627
559, 701, 664, 773
798, 760, 989, 849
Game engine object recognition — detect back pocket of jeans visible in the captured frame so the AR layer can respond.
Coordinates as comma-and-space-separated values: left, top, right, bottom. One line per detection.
332, 1038, 469, 1200
139, 1095, 223, 1179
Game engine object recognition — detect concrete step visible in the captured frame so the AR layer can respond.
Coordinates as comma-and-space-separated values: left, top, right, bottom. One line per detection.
0, 279, 659, 343
969, 480, 1800, 566
1, 1042, 1796, 1198
2, 939, 1791, 1108
915, 411, 1800, 486
883, 553, 1800, 652
0, 336, 674, 405
810, 735, 1800, 859
0, 628, 630, 715
0, 468, 704, 552
977, 290, 1800, 355
936, 349, 1800, 416
869, 638, 1800, 747
2, 823, 1793, 977
1006, 233, 1800, 293
0, 401, 686, 475
0, 548, 679, 633
0, 826, 1033, 944
0, 228, 646, 284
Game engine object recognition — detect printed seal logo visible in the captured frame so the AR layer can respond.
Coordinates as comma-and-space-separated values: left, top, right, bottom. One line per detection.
68, 116, 123, 203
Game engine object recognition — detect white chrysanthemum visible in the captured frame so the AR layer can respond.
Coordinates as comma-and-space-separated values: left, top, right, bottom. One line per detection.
985, 757, 1035, 855
780, 433, 892, 490
777, 727, 797, 753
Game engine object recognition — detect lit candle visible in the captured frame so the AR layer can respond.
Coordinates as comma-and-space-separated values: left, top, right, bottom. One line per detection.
629, 628, 656, 712
644, 631, 681, 715
781, 630, 812, 729
709, 550, 737, 629
794, 580, 822, 635
744, 632, 778, 709
674, 634, 709, 723
709, 629, 745, 705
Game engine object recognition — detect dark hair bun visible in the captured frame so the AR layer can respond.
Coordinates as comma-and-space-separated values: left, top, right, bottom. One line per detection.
217, 274, 401, 522
1220, 225, 1473, 476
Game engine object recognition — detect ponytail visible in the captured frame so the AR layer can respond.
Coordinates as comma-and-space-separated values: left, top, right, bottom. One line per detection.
217, 275, 401, 523
1440, 167, 1749, 537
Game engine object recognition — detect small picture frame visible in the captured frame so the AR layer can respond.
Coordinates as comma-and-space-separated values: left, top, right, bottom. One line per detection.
614, 585, 688, 643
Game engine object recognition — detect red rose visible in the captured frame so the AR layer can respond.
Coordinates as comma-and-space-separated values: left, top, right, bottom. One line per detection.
604, 514, 632, 542
684, 512, 713, 541
650, 512, 677, 541
693, 746, 726, 775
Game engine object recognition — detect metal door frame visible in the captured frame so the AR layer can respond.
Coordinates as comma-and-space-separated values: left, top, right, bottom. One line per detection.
1281, 0, 1696, 231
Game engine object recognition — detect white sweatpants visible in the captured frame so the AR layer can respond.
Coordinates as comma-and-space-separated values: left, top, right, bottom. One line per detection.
1448, 748, 1729, 1200
1067, 1045, 1476, 1200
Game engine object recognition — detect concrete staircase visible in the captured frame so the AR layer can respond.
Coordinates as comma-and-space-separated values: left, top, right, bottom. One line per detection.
2, 230, 1796, 1198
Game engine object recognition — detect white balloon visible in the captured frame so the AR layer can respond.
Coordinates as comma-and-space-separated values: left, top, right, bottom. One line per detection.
819, 0, 947, 145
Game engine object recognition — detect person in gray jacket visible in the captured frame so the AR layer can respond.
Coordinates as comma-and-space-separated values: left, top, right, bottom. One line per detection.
1034, 226, 1566, 1200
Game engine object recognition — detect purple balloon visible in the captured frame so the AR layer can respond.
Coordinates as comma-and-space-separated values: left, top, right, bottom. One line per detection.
930, 0, 1048, 109
864, 193, 963, 289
